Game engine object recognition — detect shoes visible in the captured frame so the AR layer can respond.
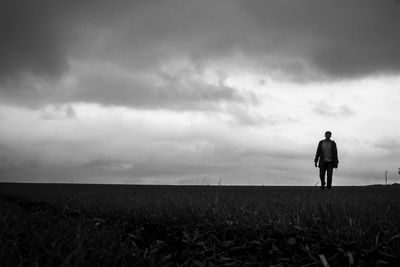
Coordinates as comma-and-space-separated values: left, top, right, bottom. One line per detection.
321, 182, 326, 190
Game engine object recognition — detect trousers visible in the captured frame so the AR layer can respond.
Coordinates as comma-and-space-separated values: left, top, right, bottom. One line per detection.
319, 161, 334, 189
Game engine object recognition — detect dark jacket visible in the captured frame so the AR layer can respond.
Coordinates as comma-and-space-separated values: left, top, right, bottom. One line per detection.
314, 140, 339, 168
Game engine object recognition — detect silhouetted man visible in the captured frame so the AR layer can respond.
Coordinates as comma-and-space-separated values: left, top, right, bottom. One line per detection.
314, 131, 338, 190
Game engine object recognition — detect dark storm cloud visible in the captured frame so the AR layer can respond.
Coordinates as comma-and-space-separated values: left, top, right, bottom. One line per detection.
0, 0, 67, 79
1, 0, 95, 80
65, 65, 245, 110
1, 0, 400, 107
238, 0, 400, 78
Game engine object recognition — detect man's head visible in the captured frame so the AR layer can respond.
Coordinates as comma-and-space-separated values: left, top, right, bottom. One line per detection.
325, 131, 332, 140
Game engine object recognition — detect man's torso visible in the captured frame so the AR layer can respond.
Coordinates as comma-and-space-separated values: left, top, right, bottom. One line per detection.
321, 140, 333, 162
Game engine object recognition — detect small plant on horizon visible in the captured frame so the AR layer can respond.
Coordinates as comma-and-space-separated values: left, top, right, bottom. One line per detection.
385, 170, 389, 185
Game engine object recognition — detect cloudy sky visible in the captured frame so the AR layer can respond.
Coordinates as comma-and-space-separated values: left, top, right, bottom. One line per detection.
1, 0, 400, 185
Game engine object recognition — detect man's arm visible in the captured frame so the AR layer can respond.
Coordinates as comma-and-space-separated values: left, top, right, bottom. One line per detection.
333, 141, 339, 168
314, 141, 322, 167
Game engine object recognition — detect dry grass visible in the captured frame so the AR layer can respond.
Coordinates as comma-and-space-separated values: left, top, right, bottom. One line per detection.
1, 184, 400, 266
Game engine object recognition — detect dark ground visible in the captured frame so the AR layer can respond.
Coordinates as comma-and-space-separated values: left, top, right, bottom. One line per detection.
1, 183, 400, 266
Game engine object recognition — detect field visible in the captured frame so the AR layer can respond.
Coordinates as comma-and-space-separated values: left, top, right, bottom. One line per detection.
1, 183, 400, 266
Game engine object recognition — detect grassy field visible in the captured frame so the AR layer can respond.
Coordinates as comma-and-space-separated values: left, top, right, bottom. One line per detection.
1, 183, 400, 266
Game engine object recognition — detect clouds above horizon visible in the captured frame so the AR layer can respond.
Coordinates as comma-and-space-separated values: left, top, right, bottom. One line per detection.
0, 103, 312, 184
2, 0, 400, 105
1, 0, 400, 185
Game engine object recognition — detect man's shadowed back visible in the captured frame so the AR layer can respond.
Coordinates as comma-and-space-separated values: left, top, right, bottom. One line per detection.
314, 131, 339, 190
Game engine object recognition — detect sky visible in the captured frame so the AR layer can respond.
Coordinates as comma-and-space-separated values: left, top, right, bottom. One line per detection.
1, 0, 400, 185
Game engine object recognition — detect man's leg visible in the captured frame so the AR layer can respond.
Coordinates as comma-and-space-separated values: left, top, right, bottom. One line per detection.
326, 163, 334, 189
319, 164, 327, 189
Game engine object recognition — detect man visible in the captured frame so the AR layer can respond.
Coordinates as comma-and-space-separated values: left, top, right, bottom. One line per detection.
314, 131, 339, 190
